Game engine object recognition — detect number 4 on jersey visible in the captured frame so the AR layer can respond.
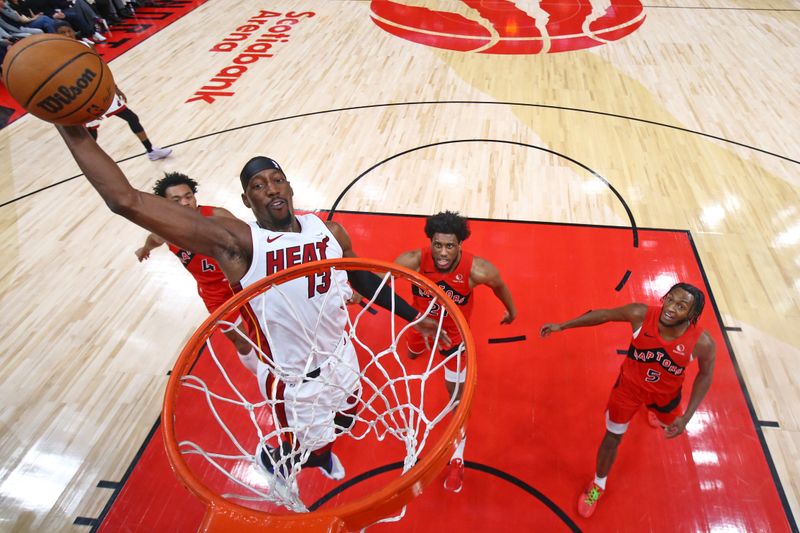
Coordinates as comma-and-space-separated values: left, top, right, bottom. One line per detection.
201, 259, 216, 272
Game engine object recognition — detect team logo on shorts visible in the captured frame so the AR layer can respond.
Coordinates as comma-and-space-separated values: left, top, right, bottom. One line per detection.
370, 0, 645, 55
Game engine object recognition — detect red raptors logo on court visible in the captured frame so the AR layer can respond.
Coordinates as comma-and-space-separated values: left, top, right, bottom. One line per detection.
370, 0, 644, 54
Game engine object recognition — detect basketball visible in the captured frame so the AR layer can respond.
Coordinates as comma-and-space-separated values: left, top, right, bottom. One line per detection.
1, 34, 116, 125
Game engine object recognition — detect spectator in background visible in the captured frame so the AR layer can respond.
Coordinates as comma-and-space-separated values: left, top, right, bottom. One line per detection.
0, 0, 45, 37
2, 0, 58, 33
25, 0, 106, 42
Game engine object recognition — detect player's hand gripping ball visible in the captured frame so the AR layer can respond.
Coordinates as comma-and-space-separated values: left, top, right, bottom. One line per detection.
1, 34, 115, 125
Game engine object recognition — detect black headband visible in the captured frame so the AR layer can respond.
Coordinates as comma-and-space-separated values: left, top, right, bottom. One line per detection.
240, 156, 282, 189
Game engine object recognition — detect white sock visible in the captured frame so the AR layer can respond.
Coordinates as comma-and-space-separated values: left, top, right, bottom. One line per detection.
594, 474, 607, 490
451, 435, 466, 461
238, 348, 258, 374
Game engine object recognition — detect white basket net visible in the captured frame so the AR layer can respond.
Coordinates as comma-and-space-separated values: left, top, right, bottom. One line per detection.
167, 260, 472, 525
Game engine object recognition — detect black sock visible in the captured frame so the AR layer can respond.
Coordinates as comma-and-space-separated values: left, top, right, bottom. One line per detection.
142, 139, 153, 152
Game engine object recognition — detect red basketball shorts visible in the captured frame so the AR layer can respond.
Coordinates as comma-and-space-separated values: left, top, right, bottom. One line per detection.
605, 373, 682, 434
405, 321, 467, 383
202, 295, 242, 332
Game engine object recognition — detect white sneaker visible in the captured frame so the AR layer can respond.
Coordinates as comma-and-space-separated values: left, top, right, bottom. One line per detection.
92, 32, 106, 42
147, 147, 172, 161
319, 452, 345, 480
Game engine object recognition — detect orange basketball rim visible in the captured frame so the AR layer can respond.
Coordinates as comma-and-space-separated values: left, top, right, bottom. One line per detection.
162, 258, 477, 532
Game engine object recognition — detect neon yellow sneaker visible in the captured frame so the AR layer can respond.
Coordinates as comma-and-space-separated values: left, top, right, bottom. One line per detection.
577, 482, 604, 518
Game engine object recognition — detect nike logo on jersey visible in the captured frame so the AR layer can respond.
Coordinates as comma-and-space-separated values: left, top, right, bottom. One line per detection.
267, 235, 283, 243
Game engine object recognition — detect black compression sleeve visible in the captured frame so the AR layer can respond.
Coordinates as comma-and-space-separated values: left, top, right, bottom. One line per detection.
348, 270, 419, 322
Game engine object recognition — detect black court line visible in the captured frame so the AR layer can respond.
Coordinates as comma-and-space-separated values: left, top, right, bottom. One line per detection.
2, 99, 797, 210
468, 461, 582, 533
96, 480, 121, 489
686, 232, 797, 532
724, 326, 743, 332
309, 461, 404, 510
309, 460, 581, 532
488, 335, 526, 344
325, 140, 638, 294
73, 516, 98, 527
86, 416, 164, 533
327, 138, 638, 247
88, 342, 210, 530
759, 421, 781, 428
615, 270, 632, 291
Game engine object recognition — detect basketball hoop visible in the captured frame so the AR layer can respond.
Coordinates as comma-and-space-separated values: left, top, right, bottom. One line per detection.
162, 258, 476, 531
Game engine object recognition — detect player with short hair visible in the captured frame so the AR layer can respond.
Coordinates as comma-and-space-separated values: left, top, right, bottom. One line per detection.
539, 283, 716, 518
134, 172, 258, 373
394, 210, 517, 493
56, 125, 444, 481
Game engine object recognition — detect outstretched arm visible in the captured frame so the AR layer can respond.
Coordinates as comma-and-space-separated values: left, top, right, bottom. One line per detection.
135, 233, 165, 261
539, 303, 647, 337
665, 332, 716, 438
326, 220, 419, 320
471, 257, 517, 324
212, 207, 238, 220
56, 125, 252, 282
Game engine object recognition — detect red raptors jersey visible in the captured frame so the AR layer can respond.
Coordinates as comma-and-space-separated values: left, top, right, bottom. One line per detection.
412, 247, 474, 325
622, 305, 703, 396
167, 205, 233, 306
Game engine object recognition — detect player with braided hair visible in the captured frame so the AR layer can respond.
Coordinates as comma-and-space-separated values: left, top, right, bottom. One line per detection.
540, 282, 716, 518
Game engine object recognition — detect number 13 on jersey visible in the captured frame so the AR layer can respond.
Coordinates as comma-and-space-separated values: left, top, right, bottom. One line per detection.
307, 270, 331, 298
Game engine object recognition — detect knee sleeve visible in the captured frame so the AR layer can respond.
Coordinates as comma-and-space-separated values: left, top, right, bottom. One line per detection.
117, 107, 144, 134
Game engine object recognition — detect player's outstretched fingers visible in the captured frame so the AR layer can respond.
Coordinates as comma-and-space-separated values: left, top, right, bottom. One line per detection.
415, 317, 451, 348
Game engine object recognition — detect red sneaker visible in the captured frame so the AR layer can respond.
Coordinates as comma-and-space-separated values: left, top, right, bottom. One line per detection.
577, 482, 604, 518
443, 458, 464, 493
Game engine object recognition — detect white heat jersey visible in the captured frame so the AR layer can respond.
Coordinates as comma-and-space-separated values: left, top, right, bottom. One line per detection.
238, 214, 352, 378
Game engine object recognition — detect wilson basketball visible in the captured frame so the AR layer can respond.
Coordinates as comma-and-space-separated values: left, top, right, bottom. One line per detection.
1, 34, 115, 125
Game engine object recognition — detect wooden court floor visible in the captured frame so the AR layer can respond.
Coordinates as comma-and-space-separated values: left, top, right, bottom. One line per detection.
1, 0, 799, 531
